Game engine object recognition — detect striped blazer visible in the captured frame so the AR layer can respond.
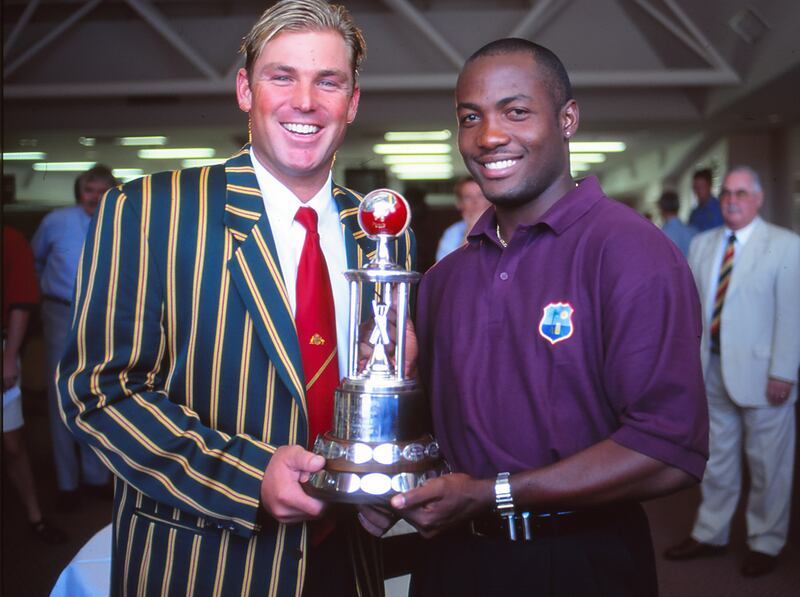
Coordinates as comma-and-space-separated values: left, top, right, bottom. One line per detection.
57, 145, 414, 596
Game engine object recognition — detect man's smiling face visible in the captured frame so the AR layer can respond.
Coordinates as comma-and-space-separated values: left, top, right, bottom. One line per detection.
236, 29, 359, 194
456, 52, 573, 208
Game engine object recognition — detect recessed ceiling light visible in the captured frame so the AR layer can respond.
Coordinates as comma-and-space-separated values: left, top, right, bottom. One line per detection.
569, 153, 606, 164
181, 158, 226, 168
382, 155, 452, 165
79, 137, 96, 147
395, 172, 454, 180
373, 143, 451, 155
389, 164, 453, 175
138, 148, 215, 159
4, 151, 47, 160
33, 161, 96, 172
118, 136, 168, 146
384, 130, 452, 142
112, 168, 144, 178
570, 141, 626, 153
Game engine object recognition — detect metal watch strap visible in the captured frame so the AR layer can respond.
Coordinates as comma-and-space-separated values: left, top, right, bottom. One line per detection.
494, 472, 517, 540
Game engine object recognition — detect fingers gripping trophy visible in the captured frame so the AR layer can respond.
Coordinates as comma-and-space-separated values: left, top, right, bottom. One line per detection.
305, 189, 448, 503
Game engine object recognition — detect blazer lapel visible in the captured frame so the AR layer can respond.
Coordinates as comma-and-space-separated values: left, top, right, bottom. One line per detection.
223, 146, 307, 412
697, 228, 724, 298
333, 185, 375, 268
334, 185, 378, 322
728, 218, 764, 299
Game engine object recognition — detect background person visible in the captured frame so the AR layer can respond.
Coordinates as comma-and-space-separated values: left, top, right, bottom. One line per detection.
664, 166, 800, 578
3, 225, 68, 544
31, 165, 116, 510
657, 189, 697, 257
688, 168, 723, 232
435, 176, 491, 261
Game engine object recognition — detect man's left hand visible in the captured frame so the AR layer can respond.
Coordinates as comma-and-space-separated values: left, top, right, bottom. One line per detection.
389, 473, 493, 538
766, 378, 794, 405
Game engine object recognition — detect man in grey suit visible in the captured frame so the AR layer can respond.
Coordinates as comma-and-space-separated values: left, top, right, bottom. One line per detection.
664, 166, 800, 577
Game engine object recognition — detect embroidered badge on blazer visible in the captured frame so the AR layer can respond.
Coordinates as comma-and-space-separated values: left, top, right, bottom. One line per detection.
538, 302, 574, 344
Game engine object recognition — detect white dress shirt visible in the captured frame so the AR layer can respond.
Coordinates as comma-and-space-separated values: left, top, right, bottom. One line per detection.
704, 217, 758, 325
251, 151, 350, 379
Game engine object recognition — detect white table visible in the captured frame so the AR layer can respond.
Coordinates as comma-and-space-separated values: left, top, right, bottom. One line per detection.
50, 524, 112, 597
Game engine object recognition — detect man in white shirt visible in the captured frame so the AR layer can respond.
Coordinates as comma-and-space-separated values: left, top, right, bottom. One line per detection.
435, 176, 491, 261
664, 166, 800, 577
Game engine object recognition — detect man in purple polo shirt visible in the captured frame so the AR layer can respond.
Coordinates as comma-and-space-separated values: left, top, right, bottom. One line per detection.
383, 39, 708, 596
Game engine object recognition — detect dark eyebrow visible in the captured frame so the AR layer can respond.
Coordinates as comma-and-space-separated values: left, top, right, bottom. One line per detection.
456, 94, 534, 112
497, 94, 533, 107
456, 101, 481, 111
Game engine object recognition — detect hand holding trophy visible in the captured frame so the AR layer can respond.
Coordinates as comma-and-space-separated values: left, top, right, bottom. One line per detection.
305, 189, 448, 503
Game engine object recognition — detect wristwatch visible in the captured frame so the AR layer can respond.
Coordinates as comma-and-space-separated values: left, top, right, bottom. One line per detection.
494, 472, 515, 517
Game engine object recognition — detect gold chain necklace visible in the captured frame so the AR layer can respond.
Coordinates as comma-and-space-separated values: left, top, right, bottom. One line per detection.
495, 223, 508, 248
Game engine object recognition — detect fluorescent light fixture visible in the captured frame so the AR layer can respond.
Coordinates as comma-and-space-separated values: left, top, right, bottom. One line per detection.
390, 164, 453, 175
382, 154, 452, 165
118, 136, 168, 146
570, 163, 591, 172
33, 161, 96, 172
373, 143, 451, 155
384, 130, 452, 142
79, 137, 96, 147
3, 151, 47, 160
570, 141, 626, 153
181, 158, 227, 168
138, 148, 215, 159
569, 153, 606, 164
395, 172, 454, 180
112, 168, 144, 179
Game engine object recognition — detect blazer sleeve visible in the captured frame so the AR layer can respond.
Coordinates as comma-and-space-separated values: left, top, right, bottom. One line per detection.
769, 231, 800, 382
56, 185, 274, 539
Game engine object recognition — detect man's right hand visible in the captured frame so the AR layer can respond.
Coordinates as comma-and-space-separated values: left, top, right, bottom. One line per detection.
260, 445, 327, 524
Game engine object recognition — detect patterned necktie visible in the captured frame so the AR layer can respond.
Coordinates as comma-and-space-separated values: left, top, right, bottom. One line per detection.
710, 233, 736, 354
294, 207, 339, 449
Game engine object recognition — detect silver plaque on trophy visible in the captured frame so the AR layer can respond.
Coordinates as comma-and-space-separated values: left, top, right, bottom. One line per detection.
305, 189, 449, 503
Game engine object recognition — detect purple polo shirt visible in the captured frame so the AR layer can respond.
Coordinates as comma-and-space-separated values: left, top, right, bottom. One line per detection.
415, 177, 708, 481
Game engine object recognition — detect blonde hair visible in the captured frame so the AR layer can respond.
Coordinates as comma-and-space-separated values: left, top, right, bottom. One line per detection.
241, 0, 366, 80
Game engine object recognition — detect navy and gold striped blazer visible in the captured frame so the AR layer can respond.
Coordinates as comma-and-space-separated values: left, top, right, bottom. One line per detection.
57, 145, 414, 596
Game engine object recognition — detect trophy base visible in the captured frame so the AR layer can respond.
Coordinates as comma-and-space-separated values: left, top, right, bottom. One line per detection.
304, 432, 449, 504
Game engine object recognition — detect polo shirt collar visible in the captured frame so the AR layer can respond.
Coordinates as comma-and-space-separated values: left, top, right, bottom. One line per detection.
468, 176, 603, 243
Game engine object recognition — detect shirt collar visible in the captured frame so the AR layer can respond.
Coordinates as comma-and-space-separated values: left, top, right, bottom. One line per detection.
250, 149, 335, 224
724, 216, 760, 247
469, 176, 604, 243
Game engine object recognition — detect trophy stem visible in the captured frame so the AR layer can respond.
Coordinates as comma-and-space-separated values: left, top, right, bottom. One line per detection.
395, 283, 409, 381
347, 280, 360, 378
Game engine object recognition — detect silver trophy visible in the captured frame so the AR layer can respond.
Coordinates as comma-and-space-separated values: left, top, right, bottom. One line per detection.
305, 189, 448, 503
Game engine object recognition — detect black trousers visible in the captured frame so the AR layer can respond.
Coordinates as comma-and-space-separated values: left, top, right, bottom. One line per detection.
302, 513, 384, 597
410, 503, 658, 597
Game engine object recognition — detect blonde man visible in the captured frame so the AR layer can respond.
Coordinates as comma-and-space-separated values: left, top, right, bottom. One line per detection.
58, 1, 411, 595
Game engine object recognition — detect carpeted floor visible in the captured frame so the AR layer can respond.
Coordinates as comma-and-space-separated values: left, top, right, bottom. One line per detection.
2, 392, 798, 596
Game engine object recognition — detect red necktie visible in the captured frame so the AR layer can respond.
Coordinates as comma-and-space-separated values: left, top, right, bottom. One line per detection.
294, 207, 340, 450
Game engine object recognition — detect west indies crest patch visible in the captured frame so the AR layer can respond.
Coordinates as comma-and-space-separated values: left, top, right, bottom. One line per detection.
538, 302, 574, 345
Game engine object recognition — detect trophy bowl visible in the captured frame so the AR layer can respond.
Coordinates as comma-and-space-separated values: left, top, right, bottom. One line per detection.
304, 189, 448, 503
